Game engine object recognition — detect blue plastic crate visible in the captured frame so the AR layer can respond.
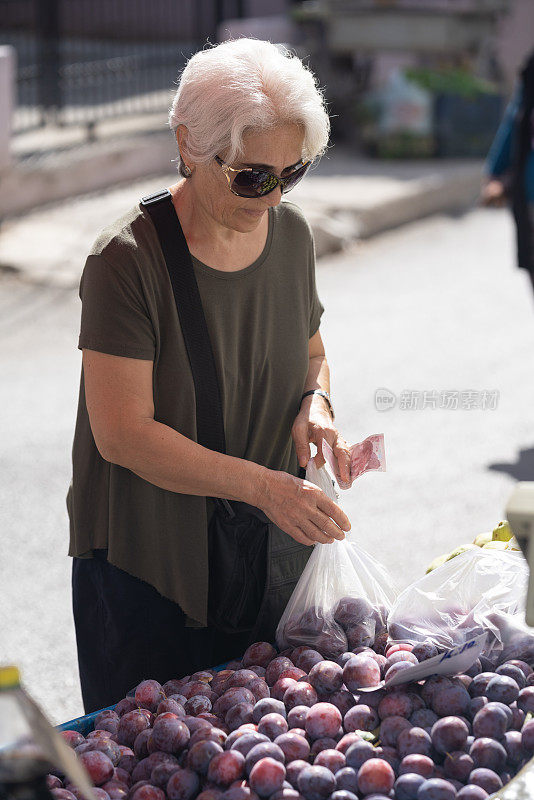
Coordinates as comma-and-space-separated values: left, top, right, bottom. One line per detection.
57, 705, 117, 736
57, 662, 230, 734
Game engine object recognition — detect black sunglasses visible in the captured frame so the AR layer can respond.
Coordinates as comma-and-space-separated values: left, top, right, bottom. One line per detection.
214, 155, 311, 198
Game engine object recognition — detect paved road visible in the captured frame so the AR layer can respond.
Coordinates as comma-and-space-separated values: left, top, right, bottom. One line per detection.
1, 207, 533, 724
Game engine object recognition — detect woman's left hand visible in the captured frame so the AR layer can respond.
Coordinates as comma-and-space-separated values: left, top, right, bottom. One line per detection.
291, 395, 352, 484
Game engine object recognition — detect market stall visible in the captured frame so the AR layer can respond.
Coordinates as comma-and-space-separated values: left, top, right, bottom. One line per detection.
3, 474, 534, 800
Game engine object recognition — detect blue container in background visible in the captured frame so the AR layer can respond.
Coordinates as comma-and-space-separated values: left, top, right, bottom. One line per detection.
434, 92, 504, 158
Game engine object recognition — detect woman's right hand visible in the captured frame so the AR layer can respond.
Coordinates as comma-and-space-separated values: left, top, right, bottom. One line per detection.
255, 469, 351, 546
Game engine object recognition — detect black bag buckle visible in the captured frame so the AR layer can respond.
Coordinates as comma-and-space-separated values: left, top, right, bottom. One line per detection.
140, 189, 172, 208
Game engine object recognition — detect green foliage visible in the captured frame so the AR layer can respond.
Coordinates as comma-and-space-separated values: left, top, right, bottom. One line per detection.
405, 67, 499, 98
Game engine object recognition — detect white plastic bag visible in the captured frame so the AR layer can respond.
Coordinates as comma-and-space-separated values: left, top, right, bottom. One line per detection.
387, 548, 534, 665
275, 459, 397, 658
375, 69, 432, 137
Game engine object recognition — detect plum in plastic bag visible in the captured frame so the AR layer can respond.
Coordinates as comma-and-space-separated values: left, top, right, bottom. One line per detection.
275, 459, 397, 658
387, 547, 534, 665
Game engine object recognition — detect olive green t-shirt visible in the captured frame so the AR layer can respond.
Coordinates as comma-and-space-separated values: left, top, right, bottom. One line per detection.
67, 199, 324, 626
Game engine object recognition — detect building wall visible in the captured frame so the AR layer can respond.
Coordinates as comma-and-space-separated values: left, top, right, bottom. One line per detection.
496, 0, 534, 92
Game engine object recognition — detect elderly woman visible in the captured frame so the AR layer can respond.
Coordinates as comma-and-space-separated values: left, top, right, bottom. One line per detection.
67, 38, 352, 713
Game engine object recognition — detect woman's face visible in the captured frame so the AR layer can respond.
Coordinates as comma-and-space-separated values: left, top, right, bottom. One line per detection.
186, 123, 306, 233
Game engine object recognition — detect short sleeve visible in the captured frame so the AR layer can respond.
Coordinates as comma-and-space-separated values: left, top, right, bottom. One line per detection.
308, 237, 325, 338
78, 253, 156, 360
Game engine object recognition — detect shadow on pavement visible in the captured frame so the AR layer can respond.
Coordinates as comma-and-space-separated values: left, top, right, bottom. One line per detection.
488, 447, 534, 480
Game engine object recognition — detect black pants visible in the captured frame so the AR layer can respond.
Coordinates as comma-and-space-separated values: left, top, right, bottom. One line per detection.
72, 552, 251, 714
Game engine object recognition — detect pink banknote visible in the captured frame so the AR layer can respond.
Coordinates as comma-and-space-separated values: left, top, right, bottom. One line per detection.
321, 434, 386, 490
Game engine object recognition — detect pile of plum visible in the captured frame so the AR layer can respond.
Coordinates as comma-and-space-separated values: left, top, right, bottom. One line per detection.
52, 638, 534, 800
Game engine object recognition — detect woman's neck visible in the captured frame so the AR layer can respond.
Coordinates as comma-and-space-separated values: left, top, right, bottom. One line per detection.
168, 179, 269, 271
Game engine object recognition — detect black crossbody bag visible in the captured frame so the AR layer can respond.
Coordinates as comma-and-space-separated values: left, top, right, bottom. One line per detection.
140, 190, 311, 642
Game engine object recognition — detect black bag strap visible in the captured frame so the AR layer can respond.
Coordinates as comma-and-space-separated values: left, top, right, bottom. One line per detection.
140, 189, 307, 511
140, 189, 226, 456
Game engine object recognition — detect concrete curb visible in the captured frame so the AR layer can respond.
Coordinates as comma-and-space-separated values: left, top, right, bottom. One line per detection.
307, 165, 482, 258
354, 166, 482, 239
0, 129, 483, 286
0, 131, 176, 219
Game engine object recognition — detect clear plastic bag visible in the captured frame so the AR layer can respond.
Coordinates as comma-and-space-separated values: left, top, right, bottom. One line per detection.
387, 547, 534, 665
275, 459, 398, 658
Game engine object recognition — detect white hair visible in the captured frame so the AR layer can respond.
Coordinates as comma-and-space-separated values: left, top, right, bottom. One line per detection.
168, 38, 330, 176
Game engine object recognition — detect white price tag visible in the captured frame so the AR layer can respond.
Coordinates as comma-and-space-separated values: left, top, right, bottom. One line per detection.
358, 633, 487, 692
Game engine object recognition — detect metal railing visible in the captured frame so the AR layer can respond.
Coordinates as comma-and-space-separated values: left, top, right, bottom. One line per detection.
1, 0, 245, 134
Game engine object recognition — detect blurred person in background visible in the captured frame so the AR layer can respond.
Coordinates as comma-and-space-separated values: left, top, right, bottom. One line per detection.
67, 38, 353, 713
482, 50, 534, 293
